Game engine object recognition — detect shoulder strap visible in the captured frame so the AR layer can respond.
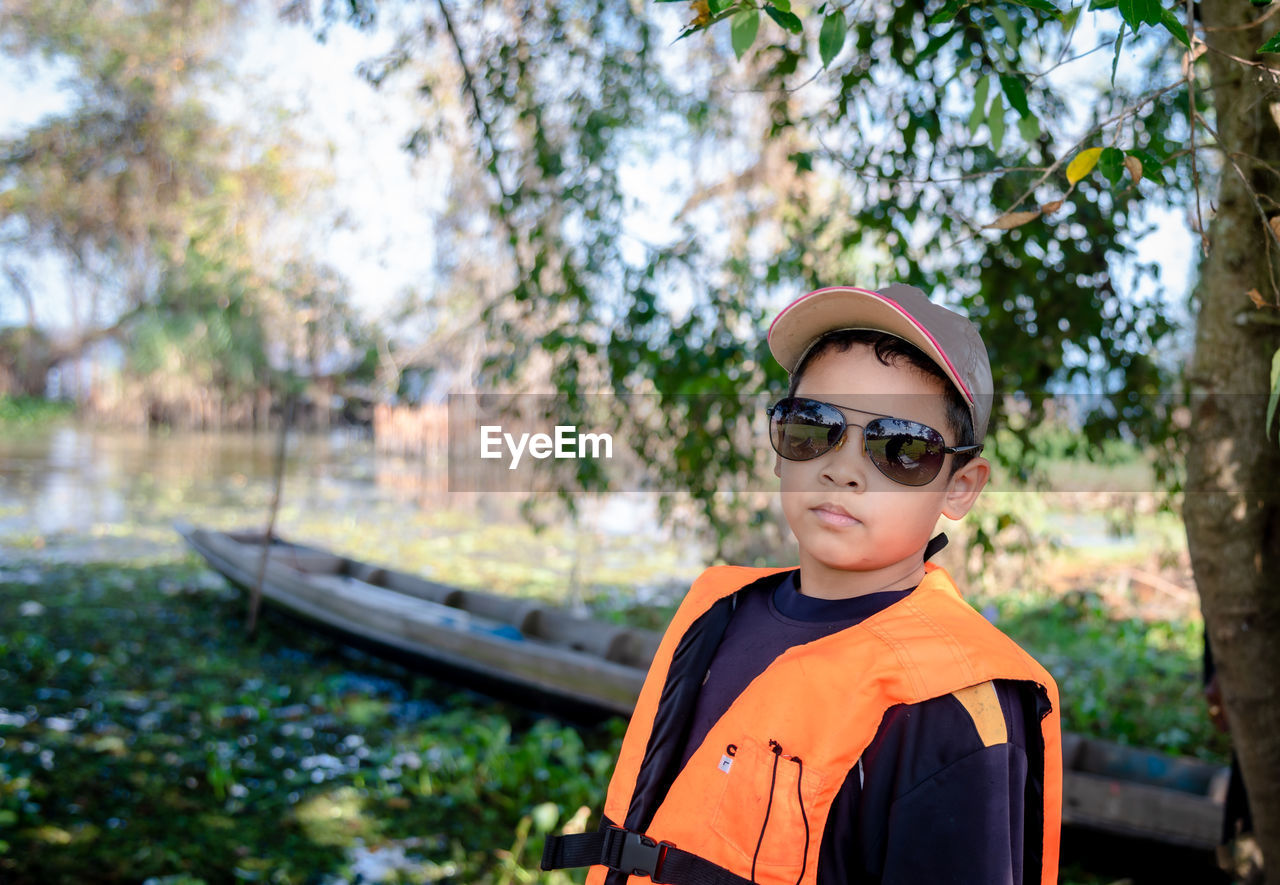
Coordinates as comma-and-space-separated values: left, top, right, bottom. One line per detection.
623, 591, 739, 835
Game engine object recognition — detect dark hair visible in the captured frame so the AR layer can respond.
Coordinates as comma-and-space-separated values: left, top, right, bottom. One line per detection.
787, 329, 978, 473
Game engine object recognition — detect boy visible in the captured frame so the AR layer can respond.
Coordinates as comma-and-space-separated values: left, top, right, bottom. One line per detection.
542, 285, 1062, 884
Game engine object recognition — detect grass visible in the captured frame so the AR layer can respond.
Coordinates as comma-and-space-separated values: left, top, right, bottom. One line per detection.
0, 396, 74, 430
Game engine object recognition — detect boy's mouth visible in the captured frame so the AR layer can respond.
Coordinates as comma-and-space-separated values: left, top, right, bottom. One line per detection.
811, 503, 859, 526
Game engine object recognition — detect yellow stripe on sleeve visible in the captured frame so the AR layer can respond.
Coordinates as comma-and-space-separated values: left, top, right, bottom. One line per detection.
951, 680, 1008, 747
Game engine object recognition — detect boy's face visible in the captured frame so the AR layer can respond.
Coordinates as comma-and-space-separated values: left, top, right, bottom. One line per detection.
774, 344, 989, 592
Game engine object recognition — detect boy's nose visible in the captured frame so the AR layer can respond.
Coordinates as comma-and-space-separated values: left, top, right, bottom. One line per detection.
822, 428, 869, 488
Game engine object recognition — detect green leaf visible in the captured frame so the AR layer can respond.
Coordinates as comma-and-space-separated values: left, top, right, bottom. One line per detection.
708, 0, 734, 14
969, 74, 991, 135
991, 7, 1021, 51
929, 0, 966, 26
1159, 8, 1190, 47
1117, 0, 1138, 29
1087, 0, 1117, 8
1268, 347, 1280, 443
1007, 0, 1059, 14
764, 5, 803, 33
819, 11, 847, 67
1117, 0, 1136, 30
1111, 22, 1125, 85
1098, 146, 1125, 184
1000, 75, 1030, 117
988, 92, 1006, 154
1262, 31, 1280, 54
1018, 114, 1041, 142
1118, 0, 1161, 31
1062, 5, 1084, 29
731, 9, 760, 59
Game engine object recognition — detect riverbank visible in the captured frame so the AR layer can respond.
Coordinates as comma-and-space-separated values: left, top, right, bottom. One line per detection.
0, 396, 74, 430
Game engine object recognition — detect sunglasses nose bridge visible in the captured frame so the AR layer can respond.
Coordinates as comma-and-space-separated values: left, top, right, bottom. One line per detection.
832, 419, 866, 454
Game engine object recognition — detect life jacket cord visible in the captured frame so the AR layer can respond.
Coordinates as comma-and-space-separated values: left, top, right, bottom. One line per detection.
751, 741, 784, 883
791, 756, 808, 885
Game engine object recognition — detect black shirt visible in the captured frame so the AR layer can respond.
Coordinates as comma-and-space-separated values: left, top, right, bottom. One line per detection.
677, 571, 1033, 885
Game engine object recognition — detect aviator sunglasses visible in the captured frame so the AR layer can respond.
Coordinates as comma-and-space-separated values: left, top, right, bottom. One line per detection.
767, 396, 983, 486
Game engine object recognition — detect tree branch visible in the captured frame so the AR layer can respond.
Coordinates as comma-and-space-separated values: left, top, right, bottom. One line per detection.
1186, 0, 1208, 254
431, 0, 535, 296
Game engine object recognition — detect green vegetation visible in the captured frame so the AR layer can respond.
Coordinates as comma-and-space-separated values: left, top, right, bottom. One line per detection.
0, 396, 73, 430
993, 587, 1227, 762
0, 558, 620, 884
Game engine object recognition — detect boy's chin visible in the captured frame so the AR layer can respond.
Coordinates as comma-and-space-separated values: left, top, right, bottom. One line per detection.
803, 551, 922, 574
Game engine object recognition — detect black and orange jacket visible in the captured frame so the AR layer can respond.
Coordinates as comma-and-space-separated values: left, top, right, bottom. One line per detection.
573, 563, 1062, 885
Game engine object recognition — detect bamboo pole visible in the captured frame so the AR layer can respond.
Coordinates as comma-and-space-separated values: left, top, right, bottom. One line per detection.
248, 392, 294, 636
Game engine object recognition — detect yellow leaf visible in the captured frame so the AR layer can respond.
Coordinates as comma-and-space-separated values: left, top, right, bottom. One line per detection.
1066, 147, 1103, 185
1124, 155, 1143, 184
1040, 200, 1064, 215
1269, 216, 1280, 241
1247, 289, 1267, 309
983, 209, 1042, 230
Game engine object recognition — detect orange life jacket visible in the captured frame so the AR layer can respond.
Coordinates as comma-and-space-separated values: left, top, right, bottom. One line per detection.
585, 563, 1062, 885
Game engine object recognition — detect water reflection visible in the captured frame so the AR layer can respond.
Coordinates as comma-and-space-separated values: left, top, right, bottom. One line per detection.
0, 426, 703, 602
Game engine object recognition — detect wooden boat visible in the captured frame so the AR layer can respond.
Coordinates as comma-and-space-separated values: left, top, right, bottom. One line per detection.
175, 523, 661, 718
177, 524, 1230, 852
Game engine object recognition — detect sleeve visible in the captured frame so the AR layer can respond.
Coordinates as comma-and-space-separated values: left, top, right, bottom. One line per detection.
817, 680, 1032, 885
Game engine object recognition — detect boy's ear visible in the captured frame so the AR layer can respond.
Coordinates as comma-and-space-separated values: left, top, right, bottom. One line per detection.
941, 456, 990, 520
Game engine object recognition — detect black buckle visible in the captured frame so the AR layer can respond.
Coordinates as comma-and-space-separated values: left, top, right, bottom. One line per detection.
614, 829, 672, 881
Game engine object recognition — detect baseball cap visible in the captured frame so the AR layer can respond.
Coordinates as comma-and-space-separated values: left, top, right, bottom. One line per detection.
767, 284, 994, 442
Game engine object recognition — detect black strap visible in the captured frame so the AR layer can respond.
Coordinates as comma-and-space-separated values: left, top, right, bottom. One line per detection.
924, 531, 949, 561
624, 592, 742, 835
542, 825, 755, 885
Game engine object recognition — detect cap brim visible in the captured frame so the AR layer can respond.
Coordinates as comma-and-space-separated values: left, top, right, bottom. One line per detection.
767, 286, 976, 406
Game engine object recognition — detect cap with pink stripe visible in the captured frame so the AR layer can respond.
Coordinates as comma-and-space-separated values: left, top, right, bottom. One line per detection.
767, 284, 993, 441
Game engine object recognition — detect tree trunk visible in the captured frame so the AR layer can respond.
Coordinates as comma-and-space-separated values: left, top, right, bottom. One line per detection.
1187, 2, 1280, 879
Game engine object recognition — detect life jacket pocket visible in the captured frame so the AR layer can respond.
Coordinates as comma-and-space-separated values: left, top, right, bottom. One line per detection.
709, 735, 828, 881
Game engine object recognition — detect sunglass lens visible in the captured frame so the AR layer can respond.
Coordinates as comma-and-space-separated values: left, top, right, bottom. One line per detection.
770, 398, 843, 461
864, 419, 945, 485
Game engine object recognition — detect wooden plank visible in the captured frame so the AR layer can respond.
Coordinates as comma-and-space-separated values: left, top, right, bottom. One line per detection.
253, 575, 644, 714
1063, 770, 1222, 850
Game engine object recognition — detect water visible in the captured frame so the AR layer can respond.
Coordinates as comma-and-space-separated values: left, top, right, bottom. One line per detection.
0, 424, 705, 600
